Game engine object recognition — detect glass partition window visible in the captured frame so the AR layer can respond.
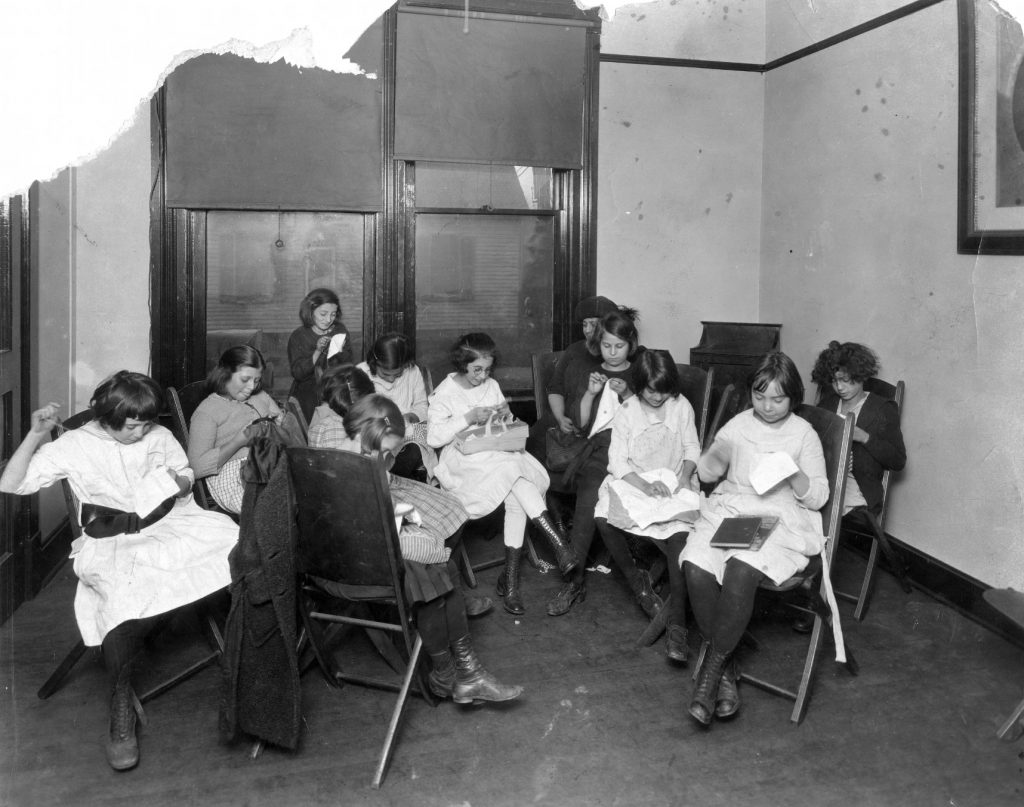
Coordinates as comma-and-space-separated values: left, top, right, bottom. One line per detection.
416, 163, 552, 210
415, 213, 553, 394
206, 211, 365, 398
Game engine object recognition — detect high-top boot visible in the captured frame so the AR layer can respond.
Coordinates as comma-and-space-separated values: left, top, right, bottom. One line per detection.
450, 635, 523, 705
495, 546, 525, 615
531, 511, 578, 575
427, 650, 457, 699
106, 665, 139, 771
689, 644, 730, 726
715, 658, 740, 719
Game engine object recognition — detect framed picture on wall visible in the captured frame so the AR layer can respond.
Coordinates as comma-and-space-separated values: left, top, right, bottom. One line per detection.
958, 0, 1024, 254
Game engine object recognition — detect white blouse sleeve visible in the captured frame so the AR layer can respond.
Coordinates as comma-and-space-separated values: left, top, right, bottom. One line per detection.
606, 405, 637, 480
427, 383, 467, 448
794, 426, 829, 510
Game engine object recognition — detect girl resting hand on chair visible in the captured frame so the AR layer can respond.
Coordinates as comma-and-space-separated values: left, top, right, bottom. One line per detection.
331, 394, 521, 704
679, 352, 828, 726
0, 371, 238, 771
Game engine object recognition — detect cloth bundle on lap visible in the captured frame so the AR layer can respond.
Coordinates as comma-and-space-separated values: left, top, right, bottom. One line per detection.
607, 468, 701, 538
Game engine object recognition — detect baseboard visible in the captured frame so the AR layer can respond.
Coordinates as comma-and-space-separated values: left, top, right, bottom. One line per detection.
843, 531, 1024, 650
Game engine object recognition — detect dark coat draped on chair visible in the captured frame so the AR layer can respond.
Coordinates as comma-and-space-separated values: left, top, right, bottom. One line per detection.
220, 438, 301, 750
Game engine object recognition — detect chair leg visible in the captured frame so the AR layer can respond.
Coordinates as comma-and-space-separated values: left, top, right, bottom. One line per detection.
458, 543, 478, 589
853, 537, 881, 621
372, 634, 423, 789
524, 533, 542, 570
997, 696, 1024, 741
865, 512, 912, 594
37, 639, 89, 700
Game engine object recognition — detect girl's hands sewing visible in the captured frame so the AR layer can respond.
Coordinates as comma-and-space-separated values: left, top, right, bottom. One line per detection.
466, 406, 495, 426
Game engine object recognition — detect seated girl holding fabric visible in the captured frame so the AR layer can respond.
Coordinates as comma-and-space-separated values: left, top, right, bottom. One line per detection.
188, 345, 282, 514
0, 371, 238, 771
679, 352, 828, 726
317, 394, 519, 703
593, 350, 701, 661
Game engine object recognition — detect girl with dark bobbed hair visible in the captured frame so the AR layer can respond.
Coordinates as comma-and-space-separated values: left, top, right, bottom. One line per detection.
428, 332, 577, 615
679, 351, 828, 726
0, 371, 237, 771
593, 349, 700, 661
188, 345, 282, 514
358, 332, 434, 482
812, 341, 906, 515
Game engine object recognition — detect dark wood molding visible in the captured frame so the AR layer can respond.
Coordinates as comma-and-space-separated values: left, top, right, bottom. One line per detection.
762, 0, 946, 71
844, 529, 1024, 651
600, 53, 763, 72
601, 0, 947, 74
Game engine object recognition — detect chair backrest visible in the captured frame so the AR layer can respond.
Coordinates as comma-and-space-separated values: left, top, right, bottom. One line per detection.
167, 381, 220, 510
285, 397, 309, 442
704, 383, 747, 449
420, 364, 435, 396
531, 351, 565, 422
287, 446, 406, 591
675, 364, 713, 446
51, 410, 99, 539
167, 380, 211, 447
862, 378, 904, 530
796, 405, 854, 548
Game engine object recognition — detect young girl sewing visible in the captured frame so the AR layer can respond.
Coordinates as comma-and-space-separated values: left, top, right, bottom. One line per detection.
0, 372, 238, 771
811, 340, 906, 516
680, 351, 828, 725
287, 287, 353, 420
307, 363, 375, 439
358, 332, 433, 482
320, 394, 519, 703
427, 332, 576, 615
546, 307, 642, 618
593, 350, 701, 662
188, 346, 282, 514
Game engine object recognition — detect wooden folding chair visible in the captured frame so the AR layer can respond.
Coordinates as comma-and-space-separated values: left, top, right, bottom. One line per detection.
285, 396, 309, 443
832, 378, 911, 620
37, 410, 224, 705
167, 381, 239, 517
695, 406, 858, 724
675, 364, 714, 447
703, 382, 739, 450
983, 587, 1024, 741
287, 446, 436, 788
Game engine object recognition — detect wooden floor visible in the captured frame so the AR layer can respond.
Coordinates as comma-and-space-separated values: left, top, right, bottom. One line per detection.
2, 536, 1024, 807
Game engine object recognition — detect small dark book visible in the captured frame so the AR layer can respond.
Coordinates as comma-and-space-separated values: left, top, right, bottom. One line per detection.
710, 515, 780, 551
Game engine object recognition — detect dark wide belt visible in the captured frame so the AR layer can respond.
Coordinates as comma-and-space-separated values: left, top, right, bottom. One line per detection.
80, 497, 176, 538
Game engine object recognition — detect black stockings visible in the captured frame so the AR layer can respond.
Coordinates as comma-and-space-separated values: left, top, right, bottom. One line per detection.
414, 588, 470, 656
684, 559, 766, 654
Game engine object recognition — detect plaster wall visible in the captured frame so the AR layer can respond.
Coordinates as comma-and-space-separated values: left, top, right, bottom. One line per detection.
33, 170, 74, 536
761, 0, 1024, 587
598, 64, 764, 359
601, 0, 766, 63
765, 0, 915, 61
72, 104, 152, 410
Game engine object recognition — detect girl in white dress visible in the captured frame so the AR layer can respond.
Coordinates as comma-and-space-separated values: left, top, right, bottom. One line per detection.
428, 332, 576, 615
593, 350, 701, 662
0, 372, 238, 771
357, 332, 435, 482
680, 352, 828, 726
